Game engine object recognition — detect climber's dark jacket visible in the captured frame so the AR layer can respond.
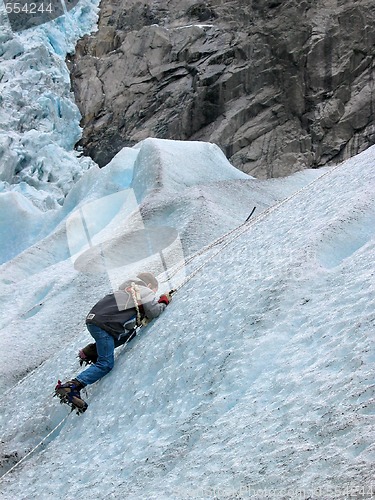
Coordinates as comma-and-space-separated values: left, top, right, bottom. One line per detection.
85, 278, 166, 339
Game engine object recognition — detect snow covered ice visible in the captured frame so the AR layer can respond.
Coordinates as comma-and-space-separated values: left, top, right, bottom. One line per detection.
1, 4, 375, 499
0, 134, 374, 499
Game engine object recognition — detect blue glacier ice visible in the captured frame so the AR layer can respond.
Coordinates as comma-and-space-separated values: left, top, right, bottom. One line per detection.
0, 0, 100, 259
0, 2, 374, 497
0, 137, 374, 498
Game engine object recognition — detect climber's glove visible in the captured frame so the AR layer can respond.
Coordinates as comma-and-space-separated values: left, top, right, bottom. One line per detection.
158, 292, 172, 305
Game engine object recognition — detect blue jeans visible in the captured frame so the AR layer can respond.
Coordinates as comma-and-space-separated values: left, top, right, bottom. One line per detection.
76, 324, 124, 386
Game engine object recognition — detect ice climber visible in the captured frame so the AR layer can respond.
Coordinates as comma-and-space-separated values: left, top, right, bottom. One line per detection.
55, 272, 171, 412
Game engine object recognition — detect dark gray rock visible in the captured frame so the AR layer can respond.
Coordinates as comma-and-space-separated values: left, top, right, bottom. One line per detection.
68, 0, 375, 178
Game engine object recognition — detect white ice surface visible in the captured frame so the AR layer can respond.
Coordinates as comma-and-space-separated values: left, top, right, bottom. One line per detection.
0, 0, 100, 220
0, 138, 374, 499
0, 2, 374, 497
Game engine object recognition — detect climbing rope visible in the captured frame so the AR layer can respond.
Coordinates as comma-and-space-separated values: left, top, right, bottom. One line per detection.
128, 282, 151, 327
165, 162, 344, 296
0, 411, 71, 483
158, 207, 257, 285
129, 282, 142, 326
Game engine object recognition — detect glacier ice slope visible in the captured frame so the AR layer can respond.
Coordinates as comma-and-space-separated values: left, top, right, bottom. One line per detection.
0, 141, 374, 498
0, 137, 303, 393
0, 137, 329, 397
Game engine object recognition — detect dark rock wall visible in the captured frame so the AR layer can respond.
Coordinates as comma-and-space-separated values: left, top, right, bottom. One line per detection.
68, 0, 375, 177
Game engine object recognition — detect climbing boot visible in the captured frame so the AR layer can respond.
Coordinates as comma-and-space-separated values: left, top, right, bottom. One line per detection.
54, 379, 88, 413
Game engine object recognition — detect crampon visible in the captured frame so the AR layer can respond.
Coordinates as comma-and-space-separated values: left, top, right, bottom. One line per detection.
54, 380, 88, 414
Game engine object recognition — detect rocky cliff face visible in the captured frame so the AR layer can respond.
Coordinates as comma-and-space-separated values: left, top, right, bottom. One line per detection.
68, 0, 375, 178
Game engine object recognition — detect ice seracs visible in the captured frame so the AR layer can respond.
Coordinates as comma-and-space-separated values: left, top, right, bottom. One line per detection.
0, 0, 100, 211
